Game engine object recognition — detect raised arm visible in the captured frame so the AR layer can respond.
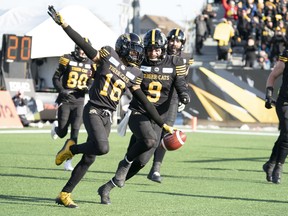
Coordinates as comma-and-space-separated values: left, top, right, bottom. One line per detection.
47, 5, 99, 62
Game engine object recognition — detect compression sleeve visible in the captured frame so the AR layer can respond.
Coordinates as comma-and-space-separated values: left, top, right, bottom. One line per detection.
132, 88, 164, 127
63, 25, 98, 60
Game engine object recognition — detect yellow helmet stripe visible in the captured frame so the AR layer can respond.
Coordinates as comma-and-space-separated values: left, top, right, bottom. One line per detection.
175, 28, 180, 36
151, 29, 156, 45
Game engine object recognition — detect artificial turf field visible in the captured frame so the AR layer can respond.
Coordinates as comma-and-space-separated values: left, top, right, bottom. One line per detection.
0, 127, 287, 216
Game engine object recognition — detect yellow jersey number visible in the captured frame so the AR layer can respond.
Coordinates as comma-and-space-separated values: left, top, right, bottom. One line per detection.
100, 73, 126, 102
147, 81, 162, 103
66, 71, 89, 89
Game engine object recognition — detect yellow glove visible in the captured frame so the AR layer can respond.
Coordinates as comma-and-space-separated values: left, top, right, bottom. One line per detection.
162, 123, 177, 134
48, 5, 64, 25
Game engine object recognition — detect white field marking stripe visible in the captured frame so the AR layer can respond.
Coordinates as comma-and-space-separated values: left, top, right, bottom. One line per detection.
176, 131, 185, 145
0, 128, 279, 136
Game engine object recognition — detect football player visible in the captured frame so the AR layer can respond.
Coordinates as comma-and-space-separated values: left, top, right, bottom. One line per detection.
147, 28, 194, 183
98, 28, 190, 204
263, 49, 288, 184
47, 6, 175, 208
51, 38, 95, 171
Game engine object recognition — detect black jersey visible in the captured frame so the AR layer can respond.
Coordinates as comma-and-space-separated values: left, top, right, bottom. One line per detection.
278, 50, 288, 100
53, 53, 95, 104
88, 46, 143, 111
129, 55, 188, 115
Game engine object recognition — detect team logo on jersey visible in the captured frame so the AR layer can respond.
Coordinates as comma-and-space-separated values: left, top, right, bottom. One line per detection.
154, 67, 160, 72
162, 68, 173, 73
140, 66, 152, 72
79, 63, 83, 67
69, 61, 78, 66
109, 56, 120, 67
126, 71, 135, 80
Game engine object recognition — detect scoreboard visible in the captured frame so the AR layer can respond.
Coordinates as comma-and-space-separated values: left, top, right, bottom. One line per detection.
1, 34, 32, 62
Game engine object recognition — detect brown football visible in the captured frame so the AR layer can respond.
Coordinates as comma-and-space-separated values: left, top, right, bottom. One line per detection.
161, 130, 187, 151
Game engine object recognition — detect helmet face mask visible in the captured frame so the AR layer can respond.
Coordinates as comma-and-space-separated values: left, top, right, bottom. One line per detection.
167, 28, 186, 55
143, 29, 167, 64
115, 33, 144, 66
74, 37, 91, 61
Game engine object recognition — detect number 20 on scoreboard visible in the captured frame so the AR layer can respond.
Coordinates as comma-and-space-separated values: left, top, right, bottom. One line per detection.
2, 34, 32, 62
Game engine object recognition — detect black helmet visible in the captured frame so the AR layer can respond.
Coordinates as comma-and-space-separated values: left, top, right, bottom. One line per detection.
167, 28, 186, 55
115, 33, 144, 66
143, 29, 167, 64
74, 37, 91, 61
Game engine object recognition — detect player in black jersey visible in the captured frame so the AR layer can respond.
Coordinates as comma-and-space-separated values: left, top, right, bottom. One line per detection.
48, 6, 175, 208
263, 49, 288, 184
51, 39, 95, 171
147, 28, 194, 183
97, 29, 190, 205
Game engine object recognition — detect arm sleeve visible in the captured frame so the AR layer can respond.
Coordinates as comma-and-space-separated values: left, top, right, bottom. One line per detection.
63, 25, 98, 60
52, 69, 65, 92
132, 88, 164, 127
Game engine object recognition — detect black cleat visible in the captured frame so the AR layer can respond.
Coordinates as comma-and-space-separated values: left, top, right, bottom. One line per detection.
147, 171, 162, 183
262, 162, 275, 182
98, 184, 111, 205
272, 163, 283, 184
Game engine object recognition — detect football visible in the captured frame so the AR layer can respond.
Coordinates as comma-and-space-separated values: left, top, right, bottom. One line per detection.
161, 130, 187, 151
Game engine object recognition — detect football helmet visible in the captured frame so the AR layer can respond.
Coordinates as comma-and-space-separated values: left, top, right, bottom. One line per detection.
73, 37, 91, 61
143, 29, 167, 64
115, 33, 144, 66
167, 28, 186, 55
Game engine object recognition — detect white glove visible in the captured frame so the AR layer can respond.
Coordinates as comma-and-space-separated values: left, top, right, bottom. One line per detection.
177, 102, 185, 112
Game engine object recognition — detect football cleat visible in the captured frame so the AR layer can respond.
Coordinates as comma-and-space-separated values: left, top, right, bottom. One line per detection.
262, 162, 275, 182
272, 163, 283, 184
64, 159, 74, 171
98, 184, 111, 205
51, 121, 58, 140
161, 130, 187, 151
55, 139, 75, 166
147, 171, 162, 183
55, 192, 78, 208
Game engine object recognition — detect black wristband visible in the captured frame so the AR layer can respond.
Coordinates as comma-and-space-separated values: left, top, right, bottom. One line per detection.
266, 86, 273, 97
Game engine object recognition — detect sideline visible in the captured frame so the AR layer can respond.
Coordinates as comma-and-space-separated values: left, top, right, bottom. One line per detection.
0, 128, 279, 136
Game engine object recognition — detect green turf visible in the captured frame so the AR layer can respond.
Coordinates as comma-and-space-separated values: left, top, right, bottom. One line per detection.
0, 129, 286, 216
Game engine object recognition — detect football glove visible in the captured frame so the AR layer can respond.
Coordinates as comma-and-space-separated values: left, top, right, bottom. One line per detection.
60, 89, 74, 100
162, 123, 177, 134
47, 5, 64, 25
79, 86, 89, 93
265, 87, 273, 109
179, 92, 190, 104
178, 102, 185, 112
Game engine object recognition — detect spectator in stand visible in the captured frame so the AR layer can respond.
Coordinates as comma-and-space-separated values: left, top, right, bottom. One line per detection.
256, 50, 271, 70
243, 36, 257, 68
237, 8, 252, 41
214, 18, 235, 61
222, 0, 238, 23
12, 90, 30, 127
194, 14, 207, 55
269, 26, 288, 65
202, 3, 217, 37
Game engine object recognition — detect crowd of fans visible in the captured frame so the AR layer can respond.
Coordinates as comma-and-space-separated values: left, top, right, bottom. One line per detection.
195, 0, 288, 70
